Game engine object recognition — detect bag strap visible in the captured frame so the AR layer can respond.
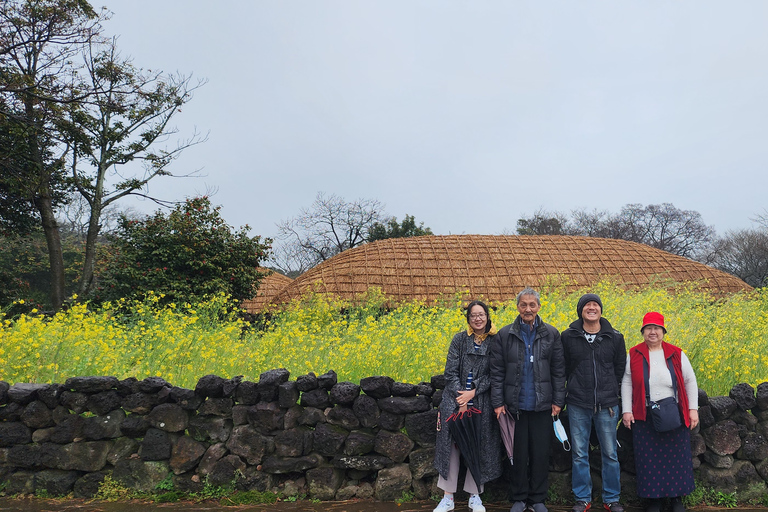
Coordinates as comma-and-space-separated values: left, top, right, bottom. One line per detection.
643, 355, 678, 406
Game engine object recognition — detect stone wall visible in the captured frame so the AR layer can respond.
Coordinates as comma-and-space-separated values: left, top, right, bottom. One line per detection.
1, 372, 767, 503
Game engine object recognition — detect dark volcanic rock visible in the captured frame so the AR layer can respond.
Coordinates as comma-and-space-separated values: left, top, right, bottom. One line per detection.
226, 425, 269, 465
306, 466, 344, 500
353, 394, 380, 428
405, 409, 438, 445
313, 422, 349, 456
330, 381, 360, 406
274, 427, 313, 457
234, 381, 260, 405
147, 403, 189, 432
188, 415, 232, 443
49, 414, 84, 444
120, 413, 150, 438
83, 409, 124, 440
34, 469, 79, 496
37, 384, 65, 409
198, 397, 234, 417
709, 396, 739, 421
378, 396, 431, 415
137, 376, 171, 393
258, 368, 290, 402
374, 463, 412, 501
278, 381, 300, 408
20, 400, 54, 429
391, 382, 417, 397
326, 405, 360, 430
113, 458, 170, 492
139, 428, 173, 461
375, 429, 414, 463
300, 388, 331, 409
195, 374, 229, 398
296, 372, 318, 392
170, 435, 207, 475
64, 376, 118, 393
60, 440, 111, 471
343, 429, 376, 456
703, 420, 742, 456
415, 381, 435, 397
0, 422, 32, 447
261, 453, 323, 474
87, 390, 122, 416
360, 376, 394, 399
756, 382, 768, 410
317, 370, 338, 390
378, 411, 405, 432
431, 374, 446, 390
170, 386, 203, 410
122, 392, 161, 414
332, 454, 393, 471
730, 383, 757, 411
248, 401, 285, 432
60, 391, 88, 413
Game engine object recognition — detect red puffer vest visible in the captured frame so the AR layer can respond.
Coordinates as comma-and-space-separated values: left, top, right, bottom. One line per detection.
629, 341, 691, 428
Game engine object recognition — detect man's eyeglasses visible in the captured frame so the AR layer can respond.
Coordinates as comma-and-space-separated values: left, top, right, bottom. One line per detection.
469, 313, 487, 320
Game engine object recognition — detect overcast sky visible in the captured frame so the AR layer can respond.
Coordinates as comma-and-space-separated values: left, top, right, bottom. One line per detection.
99, 1, 768, 242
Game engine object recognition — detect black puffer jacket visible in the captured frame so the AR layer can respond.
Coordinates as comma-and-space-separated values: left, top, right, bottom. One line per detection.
561, 317, 626, 410
490, 315, 566, 414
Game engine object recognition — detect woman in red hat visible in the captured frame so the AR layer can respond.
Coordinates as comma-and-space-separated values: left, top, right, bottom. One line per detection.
621, 312, 699, 512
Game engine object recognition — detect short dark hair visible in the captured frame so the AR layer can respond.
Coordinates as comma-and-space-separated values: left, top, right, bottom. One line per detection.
466, 300, 492, 334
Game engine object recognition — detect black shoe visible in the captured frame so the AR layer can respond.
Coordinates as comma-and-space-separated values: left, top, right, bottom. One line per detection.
645, 499, 661, 512
671, 497, 685, 512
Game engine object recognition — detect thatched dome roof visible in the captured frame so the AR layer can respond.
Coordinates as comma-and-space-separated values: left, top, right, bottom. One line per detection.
241, 268, 293, 313
271, 235, 751, 305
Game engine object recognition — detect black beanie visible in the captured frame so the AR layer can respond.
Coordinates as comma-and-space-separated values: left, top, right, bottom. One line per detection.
577, 293, 603, 319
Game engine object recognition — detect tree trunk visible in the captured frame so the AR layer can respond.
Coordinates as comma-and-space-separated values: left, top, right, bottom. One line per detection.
78, 202, 101, 297
34, 190, 65, 311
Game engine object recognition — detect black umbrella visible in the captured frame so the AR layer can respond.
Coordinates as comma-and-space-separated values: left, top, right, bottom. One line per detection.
446, 406, 484, 484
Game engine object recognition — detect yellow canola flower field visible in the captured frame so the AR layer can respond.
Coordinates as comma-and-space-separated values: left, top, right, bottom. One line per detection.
1, 283, 767, 396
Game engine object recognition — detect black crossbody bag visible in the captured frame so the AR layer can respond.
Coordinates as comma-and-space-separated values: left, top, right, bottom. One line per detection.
643, 357, 683, 432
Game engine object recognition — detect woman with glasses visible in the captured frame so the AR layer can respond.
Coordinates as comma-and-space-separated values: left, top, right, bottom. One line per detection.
433, 300, 503, 512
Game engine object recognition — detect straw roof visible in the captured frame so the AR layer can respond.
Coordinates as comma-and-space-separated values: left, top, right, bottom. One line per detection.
241, 268, 293, 314
271, 235, 751, 305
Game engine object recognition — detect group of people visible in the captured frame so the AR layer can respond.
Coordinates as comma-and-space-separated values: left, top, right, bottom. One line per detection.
434, 288, 699, 512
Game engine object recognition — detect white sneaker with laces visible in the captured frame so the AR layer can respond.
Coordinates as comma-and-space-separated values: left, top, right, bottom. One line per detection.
468, 494, 486, 512
434, 495, 455, 512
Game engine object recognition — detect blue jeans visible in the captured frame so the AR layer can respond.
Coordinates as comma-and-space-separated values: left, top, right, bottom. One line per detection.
568, 403, 621, 503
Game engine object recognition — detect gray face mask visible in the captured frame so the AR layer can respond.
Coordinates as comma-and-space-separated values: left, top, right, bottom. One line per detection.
553, 415, 571, 451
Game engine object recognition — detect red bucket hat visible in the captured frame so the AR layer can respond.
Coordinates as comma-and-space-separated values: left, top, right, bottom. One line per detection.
640, 311, 666, 333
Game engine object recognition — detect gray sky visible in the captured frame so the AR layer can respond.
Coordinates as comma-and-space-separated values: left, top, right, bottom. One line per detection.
100, 1, 768, 241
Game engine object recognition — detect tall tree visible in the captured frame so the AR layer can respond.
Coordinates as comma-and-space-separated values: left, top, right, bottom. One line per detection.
514, 203, 715, 259
64, 37, 205, 297
93, 197, 270, 305
273, 192, 386, 274
707, 229, 768, 288
1, 0, 102, 309
516, 208, 570, 235
368, 214, 433, 242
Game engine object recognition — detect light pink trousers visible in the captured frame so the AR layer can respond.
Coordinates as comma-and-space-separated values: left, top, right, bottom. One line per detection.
437, 443, 483, 494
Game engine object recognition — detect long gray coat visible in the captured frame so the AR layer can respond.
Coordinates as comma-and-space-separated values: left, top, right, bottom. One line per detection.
434, 330, 504, 485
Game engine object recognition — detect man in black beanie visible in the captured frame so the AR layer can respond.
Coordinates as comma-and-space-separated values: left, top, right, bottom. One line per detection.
562, 293, 626, 512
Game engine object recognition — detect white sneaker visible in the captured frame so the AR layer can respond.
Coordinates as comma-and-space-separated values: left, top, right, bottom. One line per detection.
434, 495, 455, 512
468, 494, 486, 512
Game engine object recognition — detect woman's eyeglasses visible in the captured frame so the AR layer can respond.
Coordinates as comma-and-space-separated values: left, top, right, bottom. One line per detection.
469, 313, 487, 319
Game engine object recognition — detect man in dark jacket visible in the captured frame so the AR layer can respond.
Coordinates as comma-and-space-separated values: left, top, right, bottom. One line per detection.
490, 288, 566, 512
561, 293, 626, 512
